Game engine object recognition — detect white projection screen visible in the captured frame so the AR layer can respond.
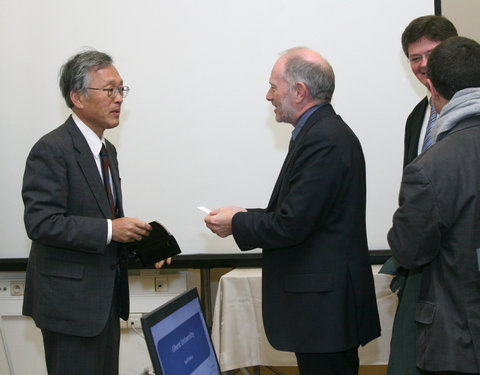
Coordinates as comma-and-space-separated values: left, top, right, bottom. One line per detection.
0, 0, 434, 257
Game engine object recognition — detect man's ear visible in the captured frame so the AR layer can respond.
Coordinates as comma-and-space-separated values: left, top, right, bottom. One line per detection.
294, 82, 308, 103
70, 90, 84, 109
427, 78, 438, 101
426, 78, 434, 94
427, 78, 447, 112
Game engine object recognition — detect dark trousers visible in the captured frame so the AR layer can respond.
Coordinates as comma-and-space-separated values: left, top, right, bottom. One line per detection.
295, 347, 359, 375
41, 291, 120, 375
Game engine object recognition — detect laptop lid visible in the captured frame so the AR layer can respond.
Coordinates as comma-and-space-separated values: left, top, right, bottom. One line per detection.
141, 288, 221, 375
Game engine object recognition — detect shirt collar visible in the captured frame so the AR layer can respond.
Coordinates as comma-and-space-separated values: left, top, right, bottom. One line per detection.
72, 113, 105, 156
291, 103, 327, 141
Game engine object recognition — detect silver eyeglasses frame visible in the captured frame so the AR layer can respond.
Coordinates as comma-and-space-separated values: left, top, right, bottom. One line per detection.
86, 86, 130, 98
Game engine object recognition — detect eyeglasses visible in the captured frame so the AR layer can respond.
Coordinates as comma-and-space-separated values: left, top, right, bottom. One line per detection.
408, 52, 432, 64
87, 86, 130, 98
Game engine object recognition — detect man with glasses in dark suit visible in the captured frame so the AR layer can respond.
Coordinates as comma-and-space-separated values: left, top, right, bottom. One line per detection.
381, 15, 458, 375
389, 36, 480, 375
22, 49, 168, 375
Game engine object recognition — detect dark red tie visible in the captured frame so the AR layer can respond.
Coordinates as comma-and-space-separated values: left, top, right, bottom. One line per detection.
100, 144, 117, 218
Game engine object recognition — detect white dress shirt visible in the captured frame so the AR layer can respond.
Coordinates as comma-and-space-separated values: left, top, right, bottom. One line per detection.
72, 113, 113, 244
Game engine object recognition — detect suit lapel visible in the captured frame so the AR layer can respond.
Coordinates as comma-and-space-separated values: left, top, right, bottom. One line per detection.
65, 117, 116, 219
267, 104, 336, 210
405, 97, 428, 165
267, 141, 296, 210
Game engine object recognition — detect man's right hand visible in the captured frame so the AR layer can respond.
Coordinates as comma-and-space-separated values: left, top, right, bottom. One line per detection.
112, 217, 152, 243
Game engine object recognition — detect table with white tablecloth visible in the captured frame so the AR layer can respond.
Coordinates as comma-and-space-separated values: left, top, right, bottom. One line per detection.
211, 266, 397, 372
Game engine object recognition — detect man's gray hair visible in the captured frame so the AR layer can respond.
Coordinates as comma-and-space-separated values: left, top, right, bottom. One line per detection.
59, 49, 113, 108
282, 48, 335, 102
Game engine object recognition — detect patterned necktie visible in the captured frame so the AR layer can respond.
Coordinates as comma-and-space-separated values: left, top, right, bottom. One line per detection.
421, 102, 437, 152
100, 144, 117, 217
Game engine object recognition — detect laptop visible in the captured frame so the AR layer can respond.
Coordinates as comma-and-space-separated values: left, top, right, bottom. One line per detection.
141, 288, 222, 375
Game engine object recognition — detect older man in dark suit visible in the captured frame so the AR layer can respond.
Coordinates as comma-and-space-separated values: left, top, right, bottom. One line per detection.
204, 47, 380, 375
22, 50, 167, 375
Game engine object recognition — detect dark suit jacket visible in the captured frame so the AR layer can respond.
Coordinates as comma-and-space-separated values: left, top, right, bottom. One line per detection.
404, 97, 428, 167
390, 97, 429, 288
388, 115, 480, 373
232, 104, 381, 353
384, 97, 429, 375
22, 116, 129, 337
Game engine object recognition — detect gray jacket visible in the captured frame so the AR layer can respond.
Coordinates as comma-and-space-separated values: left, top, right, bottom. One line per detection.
388, 95, 480, 372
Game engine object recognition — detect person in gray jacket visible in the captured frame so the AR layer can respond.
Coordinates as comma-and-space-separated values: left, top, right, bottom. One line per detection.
388, 36, 480, 374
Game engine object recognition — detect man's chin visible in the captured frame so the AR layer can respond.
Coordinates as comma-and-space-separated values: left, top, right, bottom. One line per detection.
275, 116, 291, 125
417, 75, 429, 87
275, 113, 285, 123
107, 121, 121, 129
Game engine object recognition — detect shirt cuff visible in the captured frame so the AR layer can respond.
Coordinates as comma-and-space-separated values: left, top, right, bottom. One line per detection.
106, 219, 112, 244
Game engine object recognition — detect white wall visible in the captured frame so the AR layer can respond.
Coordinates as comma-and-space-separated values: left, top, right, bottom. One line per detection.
0, 270, 187, 375
0, 0, 434, 257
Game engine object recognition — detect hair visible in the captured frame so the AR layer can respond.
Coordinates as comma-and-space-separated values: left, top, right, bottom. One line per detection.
282, 48, 335, 102
401, 15, 457, 57
427, 37, 480, 100
59, 49, 113, 108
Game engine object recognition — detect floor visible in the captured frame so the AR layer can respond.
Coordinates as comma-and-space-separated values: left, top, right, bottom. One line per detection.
226, 365, 387, 375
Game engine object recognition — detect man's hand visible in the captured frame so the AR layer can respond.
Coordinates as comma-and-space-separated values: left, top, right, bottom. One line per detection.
112, 217, 152, 243
154, 257, 172, 269
204, 206, 246, 238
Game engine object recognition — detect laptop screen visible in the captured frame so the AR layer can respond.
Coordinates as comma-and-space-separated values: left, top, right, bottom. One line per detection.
141, 288, 221, 375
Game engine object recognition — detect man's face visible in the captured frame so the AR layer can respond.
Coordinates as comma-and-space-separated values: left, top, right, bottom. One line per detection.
408, 36, 441, 87
266, 58, 297, 125
75, 65, 124, 136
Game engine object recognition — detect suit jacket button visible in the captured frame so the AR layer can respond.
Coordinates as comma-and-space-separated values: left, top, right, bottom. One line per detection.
110, 264, 116, 270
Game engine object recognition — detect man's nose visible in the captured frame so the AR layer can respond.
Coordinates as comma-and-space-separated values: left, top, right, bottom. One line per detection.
419, 55, 429, 67
266, 88, 273, 101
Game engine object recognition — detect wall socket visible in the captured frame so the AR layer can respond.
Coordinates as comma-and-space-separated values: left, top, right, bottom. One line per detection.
0, 280, 10, 297
121, 313, 143, 329
154, 277, 168, 292
0, 280, 25, 297
11, 281, 25, 296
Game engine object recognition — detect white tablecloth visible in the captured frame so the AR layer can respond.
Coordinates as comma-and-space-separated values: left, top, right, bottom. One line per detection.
211, 266, 397, 371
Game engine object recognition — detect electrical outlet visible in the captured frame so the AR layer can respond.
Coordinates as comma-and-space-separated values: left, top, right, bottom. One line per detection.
0, 281, 10, 297
154, 277, 168, 292
126, 313, 142, 329
10, 281, 25, 296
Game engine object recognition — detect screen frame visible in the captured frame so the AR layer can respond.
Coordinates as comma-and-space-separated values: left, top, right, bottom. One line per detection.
141, 288, 221, 375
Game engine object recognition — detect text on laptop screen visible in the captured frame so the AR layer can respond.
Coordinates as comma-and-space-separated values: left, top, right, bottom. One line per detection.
147, 296, 220, 375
